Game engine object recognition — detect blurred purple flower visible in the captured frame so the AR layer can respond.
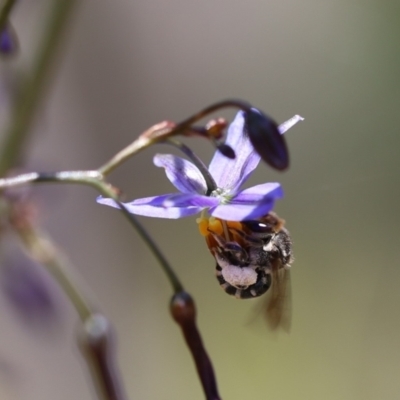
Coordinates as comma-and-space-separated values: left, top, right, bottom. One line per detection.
97, 111, 303, 221
0, 25, 17, 55
1, 257, 58, 323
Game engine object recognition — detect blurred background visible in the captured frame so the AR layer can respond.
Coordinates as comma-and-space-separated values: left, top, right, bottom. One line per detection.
0, 0, 399, 399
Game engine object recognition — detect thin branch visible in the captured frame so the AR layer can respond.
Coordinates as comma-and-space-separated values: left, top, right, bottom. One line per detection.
11, 207, 92, 321
0, 170, 184, 294
10, 201, 128, 400
175, 99, 252, 131
80, 314, 128, 400
0, 0, 17, 30
99, 100, 251, 176
0, 0, 77, 176
113, 200, 184, 293
171, 292, 221, 400
0, 170, 103, 188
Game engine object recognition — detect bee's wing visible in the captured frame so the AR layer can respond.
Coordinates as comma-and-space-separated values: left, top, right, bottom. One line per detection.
265, 266, 292, 332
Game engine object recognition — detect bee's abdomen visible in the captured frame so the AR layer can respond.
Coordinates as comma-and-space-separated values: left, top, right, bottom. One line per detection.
215, 264, 271, 299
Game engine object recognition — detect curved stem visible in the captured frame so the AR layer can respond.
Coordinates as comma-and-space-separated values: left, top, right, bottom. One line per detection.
99, 186, 184, 294
0, 0, 77, 176
0, 170, 184, 293
98, 100, 252, 176
0, 0, 17, 30
171, 292, 221, 400
0, 170, 103, 188
175, 99, 252, 132
98, 121, 175, 176
80, 314, 128, 400
14, 218, 92, 321
99, 136, 152, 176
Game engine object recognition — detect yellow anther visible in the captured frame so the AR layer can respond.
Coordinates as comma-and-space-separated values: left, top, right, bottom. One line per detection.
196, 216, 226, 237
197, 217, 210, 237
208, 217, 224, 236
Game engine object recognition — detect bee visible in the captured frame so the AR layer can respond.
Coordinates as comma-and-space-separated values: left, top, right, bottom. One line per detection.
197, 212, 293, 329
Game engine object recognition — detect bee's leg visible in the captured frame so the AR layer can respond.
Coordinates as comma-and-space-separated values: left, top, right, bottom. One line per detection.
208, 230, 228, 248
210, 232, 249, 263
229, 227, 264, 247
270, 229, 293, 266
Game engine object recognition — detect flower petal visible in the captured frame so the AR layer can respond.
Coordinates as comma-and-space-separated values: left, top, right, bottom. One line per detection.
278, 115, 304, 134
209, 199, 275, 221
154, 154, 207, 194
208, 111, 260, 191
210, 199, 276, 221
209, 182, 283, 221
161, 193, 219, 208
97, 195, 203, 219
234, 182, 283, 202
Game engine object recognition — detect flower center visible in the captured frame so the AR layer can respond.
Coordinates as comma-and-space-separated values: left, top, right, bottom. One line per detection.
210, 187, 234, 205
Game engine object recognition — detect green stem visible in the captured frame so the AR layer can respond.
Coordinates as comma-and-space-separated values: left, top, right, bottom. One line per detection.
0, 170, 103, 188
15, 222, 92, 321
98, 100, 252, 177
0, 170, 184, 293
0, 0, 17, 30
175, 99, 252, 132
0, 0, 77, 176
99, 135, 153, 176
80, 314, 128, 400
99, 186, 184, 294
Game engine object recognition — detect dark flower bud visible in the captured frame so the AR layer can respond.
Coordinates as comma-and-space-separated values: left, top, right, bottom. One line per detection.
216, 143, 235, 159
170, 291, 196, 324
244, 108, 289, 171
0, 24, 17, 56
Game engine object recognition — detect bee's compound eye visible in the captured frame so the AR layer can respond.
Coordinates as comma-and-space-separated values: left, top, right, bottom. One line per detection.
243, 220, 273, 234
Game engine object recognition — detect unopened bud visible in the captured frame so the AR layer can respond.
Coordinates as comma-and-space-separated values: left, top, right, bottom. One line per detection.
244, 109, 289, 171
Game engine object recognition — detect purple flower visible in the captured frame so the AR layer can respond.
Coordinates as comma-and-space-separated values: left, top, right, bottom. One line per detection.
0, 25, 17, 56
97, 111, 303, 221
1, 254, 59, 324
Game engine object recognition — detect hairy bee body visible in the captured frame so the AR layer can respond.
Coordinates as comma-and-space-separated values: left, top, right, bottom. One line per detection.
215, 263, 272, 299
199, 212, 293, 300
214, 226, 292, 299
